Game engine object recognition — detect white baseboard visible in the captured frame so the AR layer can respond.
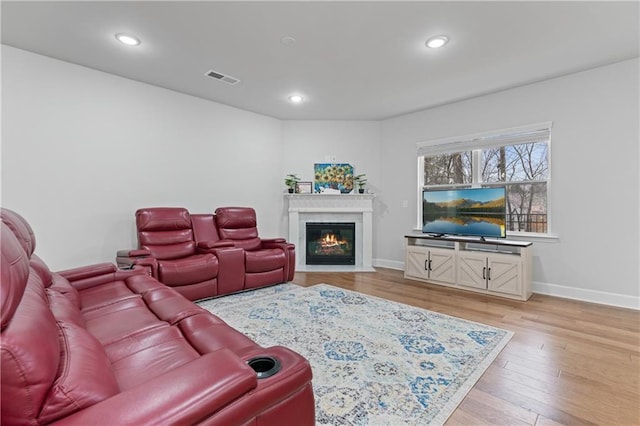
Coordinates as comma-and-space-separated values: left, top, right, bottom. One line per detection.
297, 265, 376, 272
373, 258, 404, 270
372, 259, 639, 310
532, 281, 639, 310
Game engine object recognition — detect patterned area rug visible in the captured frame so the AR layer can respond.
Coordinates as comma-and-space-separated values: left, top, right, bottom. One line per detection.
198, 284, 513, 425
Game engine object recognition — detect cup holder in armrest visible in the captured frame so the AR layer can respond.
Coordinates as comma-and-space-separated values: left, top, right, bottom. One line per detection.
247, 356, 281, 379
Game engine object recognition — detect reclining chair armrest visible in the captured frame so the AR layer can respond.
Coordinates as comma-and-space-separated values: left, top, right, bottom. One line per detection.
261, 240, 296, 282
50, 349, 257, 426
117, 248, 151, 258
57, 262, 148, 291
196, 240, 235, 253
58, 263, 117, 282
213, 247, 246, 295
285, 244, 296, 281
261, 240, 294, 250
261, 238, 287, 244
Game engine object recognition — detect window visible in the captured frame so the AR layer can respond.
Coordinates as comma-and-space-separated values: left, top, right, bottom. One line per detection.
417, 123, 551, 235
424, 151, 472, 185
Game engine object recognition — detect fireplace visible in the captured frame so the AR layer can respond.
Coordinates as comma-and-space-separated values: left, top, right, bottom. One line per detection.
306, 222, 355, 265
287, 193, 375, 272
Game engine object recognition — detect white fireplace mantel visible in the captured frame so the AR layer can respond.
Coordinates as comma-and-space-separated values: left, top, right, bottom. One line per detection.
286, 193, 375, 272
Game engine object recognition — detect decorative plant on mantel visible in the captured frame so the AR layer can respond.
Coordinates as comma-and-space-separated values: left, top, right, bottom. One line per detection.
285, 174, 301, 193
354, 174, 367, 193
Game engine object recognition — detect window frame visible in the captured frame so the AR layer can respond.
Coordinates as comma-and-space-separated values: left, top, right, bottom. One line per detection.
416, 122, 553, 238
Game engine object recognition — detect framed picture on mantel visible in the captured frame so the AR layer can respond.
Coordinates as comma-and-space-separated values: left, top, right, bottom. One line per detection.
314, 163, 354, 194
297, 181, 313, 194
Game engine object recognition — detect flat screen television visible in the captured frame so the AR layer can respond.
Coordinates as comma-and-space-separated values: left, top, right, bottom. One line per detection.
422, 187, 507, 238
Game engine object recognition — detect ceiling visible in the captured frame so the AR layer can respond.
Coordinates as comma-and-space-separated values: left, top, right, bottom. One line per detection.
2, 1, 639, 121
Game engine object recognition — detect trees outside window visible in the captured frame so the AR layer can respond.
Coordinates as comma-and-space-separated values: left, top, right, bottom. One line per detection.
424, 151, 472, 185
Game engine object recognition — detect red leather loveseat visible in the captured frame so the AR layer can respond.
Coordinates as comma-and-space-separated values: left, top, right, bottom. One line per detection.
117, 207, 295, 301
1, 208, 314, 425
116, 207, 241, 301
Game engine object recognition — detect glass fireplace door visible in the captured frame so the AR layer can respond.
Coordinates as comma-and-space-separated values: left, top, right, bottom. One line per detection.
305, 222, 355, 265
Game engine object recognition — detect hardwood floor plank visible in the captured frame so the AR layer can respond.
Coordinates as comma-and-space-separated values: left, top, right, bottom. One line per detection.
476, 365, 601, 425
503, 359, 561, 380
453, 388, 539, 425
534, 415, 566, 426
292, 268, 640, 425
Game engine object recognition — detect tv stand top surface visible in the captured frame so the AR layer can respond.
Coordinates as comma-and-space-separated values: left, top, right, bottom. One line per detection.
405, 232, 532, 248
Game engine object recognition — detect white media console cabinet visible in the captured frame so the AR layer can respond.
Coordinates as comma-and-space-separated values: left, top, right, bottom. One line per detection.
404, 233, 533, 301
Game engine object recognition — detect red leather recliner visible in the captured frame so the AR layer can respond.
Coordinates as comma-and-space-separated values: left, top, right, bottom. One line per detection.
118, 208, 224, 301
214, 207, 296, 289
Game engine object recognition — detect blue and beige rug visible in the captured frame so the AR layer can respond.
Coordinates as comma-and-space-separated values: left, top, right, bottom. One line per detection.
198, 284, 513, 425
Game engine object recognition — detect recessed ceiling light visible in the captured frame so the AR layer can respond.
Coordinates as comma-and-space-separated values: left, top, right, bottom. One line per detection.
115, 33, 141, 46
280, 36, 296, 46
425, 35, 449, 49
288, 95, 304, 103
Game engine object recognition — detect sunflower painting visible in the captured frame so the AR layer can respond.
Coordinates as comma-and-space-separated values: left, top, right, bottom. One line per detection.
314, 163, 354, 194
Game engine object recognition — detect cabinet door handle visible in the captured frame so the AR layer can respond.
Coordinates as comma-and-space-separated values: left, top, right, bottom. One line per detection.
425, 259, 429, 271
428, 259, 432, 271
482, 267, 486, 280
487, 267, 491, 281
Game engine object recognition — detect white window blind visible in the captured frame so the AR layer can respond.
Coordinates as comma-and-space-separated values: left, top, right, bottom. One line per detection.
417, 122, 552, 156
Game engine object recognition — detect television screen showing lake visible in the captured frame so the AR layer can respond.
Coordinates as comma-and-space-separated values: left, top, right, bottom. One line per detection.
422, 187, 507, 238
422, 216, 505, 238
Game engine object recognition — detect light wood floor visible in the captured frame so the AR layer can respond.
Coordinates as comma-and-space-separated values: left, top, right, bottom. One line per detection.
292, 268, 640, 426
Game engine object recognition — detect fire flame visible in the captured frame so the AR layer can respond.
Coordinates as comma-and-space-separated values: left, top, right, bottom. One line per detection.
320, 233, 348, 248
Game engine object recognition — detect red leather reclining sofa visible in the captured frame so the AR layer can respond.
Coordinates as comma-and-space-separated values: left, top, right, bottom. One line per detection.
117, 207, 295, 301
0, 208, 314, 425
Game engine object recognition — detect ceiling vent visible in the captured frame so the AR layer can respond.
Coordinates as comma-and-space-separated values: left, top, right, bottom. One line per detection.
205, 69, 240, 85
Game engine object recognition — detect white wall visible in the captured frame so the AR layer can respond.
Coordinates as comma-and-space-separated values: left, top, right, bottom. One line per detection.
280, 120, 382, 237
1, 46, 284, 270
281, 121, 381, 184
379, 58, 640, 308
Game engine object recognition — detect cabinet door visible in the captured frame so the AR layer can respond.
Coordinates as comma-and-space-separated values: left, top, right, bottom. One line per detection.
458, 253, 488, 289
487, 255, 521, 296
428, 248, 456, 284
405, 246, 429, 279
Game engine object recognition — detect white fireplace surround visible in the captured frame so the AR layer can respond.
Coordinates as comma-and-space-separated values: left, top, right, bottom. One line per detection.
286, 194, 375, 272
